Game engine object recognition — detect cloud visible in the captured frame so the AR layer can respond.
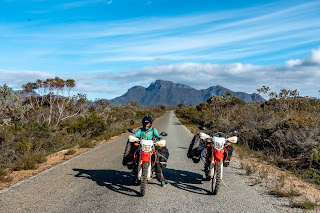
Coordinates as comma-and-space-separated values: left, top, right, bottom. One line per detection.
285, 59, 302, 67
0, 69, 54, 89
96, 47, 320, 97
106, 0, 112, 4
1, 50, 320, 100
0, 69, 119, 99
286, 47, 320, 67
305, 48, 320, 65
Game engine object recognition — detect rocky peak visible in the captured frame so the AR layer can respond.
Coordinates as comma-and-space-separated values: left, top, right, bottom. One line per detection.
147, 80, 192, 91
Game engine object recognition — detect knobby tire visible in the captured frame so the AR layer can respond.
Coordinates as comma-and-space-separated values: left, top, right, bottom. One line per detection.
140, 162, 148, 196
212, 160, 222, 195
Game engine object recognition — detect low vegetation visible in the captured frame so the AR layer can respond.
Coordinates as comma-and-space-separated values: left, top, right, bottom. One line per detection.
176, 88, 320, 185
290, 198, 318, 210
0, 79, 166, 181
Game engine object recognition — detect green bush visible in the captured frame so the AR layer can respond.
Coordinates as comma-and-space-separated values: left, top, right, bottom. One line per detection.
0, 84, 166, 175
303, 168, 320, 185
176, 91, 320, 184
0, 163, 12, 182
12, 152, 47, 171
67, 113, 108, 138
290, 199, 318, 210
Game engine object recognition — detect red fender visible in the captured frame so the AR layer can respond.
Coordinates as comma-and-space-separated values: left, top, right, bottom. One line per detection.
141, 151, 151, 162
214, 149, 224, 161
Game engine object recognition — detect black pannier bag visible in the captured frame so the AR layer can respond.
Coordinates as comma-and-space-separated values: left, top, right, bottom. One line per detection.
157, 146, 169, 168
188, 134, 204, 163
122, 140, 139, 169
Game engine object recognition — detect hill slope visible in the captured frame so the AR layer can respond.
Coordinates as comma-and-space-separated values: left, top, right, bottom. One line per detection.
110, 80, 264, 106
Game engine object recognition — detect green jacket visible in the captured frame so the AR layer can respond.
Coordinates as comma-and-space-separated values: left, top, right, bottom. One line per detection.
133, 127, 162, 140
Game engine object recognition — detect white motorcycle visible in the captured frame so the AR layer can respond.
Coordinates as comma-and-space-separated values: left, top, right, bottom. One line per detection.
198, 127, 238, 195
127, 128, 168, 196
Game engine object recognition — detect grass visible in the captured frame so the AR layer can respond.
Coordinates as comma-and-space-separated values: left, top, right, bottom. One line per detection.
251, 178, 262, 186
65, 149, 76, 155
234, 144, 252, 160
270, 186, 301, 197
0, 167, 13, 182
12, 152, 47, 171
259, 169, 269, 180
77, 138, 94, 148
290, 198, 318, 210
244, 163, 256, 175
253, 151, 270, 162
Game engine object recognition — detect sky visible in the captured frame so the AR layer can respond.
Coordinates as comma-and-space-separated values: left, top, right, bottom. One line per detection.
0, 0, 320, 100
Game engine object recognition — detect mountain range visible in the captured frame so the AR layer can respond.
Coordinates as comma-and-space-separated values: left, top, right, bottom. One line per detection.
109, 80, 264, 106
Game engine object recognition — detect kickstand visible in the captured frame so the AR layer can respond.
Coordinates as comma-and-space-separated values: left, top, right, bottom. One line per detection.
221, 179, 227, 186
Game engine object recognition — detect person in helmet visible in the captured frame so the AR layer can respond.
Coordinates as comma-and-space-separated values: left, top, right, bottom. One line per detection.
122, 114, 168, 187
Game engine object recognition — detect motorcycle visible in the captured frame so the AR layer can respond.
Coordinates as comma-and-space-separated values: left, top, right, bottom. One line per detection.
197, 127, 238, 195
127, 128, 168, 196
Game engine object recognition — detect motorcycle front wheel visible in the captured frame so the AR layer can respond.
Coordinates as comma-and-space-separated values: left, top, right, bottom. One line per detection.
140, 161, 148, 196
211, 160, 222, 195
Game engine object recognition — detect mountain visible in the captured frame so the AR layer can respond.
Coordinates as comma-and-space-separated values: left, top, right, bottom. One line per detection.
109, 80, 264, 106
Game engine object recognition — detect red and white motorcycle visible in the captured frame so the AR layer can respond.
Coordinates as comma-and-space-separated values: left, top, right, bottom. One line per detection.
198, 128, 238, 195
127, 129, 168, 196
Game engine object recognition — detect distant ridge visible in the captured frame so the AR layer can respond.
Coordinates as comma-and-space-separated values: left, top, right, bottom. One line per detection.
109, 80, 264, 106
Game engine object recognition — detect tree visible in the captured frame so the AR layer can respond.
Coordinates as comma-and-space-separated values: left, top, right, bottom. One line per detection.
256, 86, 270, 100
22, 77, 77, 125
0, 84, 31, 124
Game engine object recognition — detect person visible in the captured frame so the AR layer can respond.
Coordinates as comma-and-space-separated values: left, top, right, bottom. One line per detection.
122, 114, 168, 187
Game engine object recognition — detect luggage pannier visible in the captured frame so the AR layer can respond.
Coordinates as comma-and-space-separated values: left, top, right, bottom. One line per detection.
157, 146, 169, 168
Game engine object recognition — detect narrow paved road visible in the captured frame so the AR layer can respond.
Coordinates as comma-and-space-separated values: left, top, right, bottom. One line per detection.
0, 111, 279, 213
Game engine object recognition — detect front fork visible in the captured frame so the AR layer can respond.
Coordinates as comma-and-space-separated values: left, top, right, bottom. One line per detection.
137, 152, 152, 181
209, 150, 224, 180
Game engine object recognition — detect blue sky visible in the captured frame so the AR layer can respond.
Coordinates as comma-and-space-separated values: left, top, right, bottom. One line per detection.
1, 0, 320, 100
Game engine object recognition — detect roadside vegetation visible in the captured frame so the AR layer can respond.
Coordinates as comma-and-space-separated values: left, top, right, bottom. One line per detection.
176, 87, 320, 185
0, 78, 166, 181
176, 87, 320, 209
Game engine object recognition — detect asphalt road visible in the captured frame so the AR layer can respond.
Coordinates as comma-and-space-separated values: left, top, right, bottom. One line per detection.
0, 111, 280, 213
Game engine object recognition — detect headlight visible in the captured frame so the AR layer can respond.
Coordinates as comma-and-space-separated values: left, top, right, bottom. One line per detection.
142, 145, 152, 152
214, 141, 224, 150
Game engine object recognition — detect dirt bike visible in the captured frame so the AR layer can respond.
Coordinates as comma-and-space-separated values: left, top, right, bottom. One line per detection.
127, 128, 168, 196
198, 127, 238, 195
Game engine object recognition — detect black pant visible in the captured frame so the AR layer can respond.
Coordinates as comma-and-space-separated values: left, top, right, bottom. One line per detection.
155, 156, 164, 182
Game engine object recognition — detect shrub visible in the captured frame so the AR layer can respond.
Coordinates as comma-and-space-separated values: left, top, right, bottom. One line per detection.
0, 164, 12, 182
245, 163, 256, 175
65, 149, 76, 155
303, 168, 320, 185
78, 139, 94, 148
67, 113, 108, 138
270, 186, 301, 197
290, 199, 318, 210
12, 152, 47, 171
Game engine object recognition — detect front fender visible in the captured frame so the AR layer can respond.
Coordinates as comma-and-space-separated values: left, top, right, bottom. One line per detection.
141, 151, 151, 162
214, 149, 224, 161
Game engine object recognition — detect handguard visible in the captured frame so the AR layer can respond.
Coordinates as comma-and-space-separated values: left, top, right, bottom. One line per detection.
156, 140, 166, 147
199, 132, 211, 140
128, 135, 139, 142
227, 136, 238, 143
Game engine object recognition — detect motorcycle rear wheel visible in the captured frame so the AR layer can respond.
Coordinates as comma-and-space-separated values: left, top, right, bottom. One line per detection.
211, 160, 222, 195
140, 162, 148, 196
